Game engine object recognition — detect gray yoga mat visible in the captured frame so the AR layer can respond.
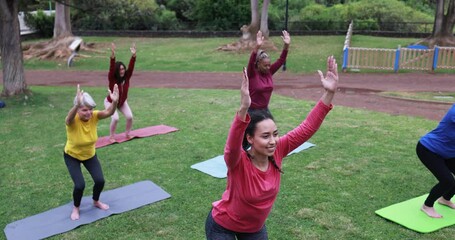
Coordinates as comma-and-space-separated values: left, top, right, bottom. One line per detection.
4, 180, 171, 240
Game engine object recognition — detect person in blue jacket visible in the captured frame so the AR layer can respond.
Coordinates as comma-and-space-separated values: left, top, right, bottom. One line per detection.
417, 104, 455, 218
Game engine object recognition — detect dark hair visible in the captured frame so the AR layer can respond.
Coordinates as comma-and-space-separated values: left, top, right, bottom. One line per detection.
255, 50, 269, 68
114, 61, 126, 84
243, 109, 283, 173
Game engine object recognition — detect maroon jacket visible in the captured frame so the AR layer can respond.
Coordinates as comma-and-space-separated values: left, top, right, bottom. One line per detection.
106, 56, 136, 107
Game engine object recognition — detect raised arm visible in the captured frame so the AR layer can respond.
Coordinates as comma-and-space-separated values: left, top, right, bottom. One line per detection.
224, 68, 251, 168
110, 42, 116, 59
317, 56, 338, 106
125, 43, 137, 78
66, 84, 83, 125
108, 43, 116, 79
281, 30, 290, 51
98, 84, 119, 119
238, 67, 251, 121
277, 56, 338, 158
255, 30, 264, 53
130, 42, 136, 58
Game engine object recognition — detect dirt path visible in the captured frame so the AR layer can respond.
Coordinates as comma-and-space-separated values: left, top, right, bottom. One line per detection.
14, 70, 455, 121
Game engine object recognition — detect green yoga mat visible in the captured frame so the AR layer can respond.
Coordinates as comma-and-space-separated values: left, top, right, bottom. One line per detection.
375, 194, 455, 233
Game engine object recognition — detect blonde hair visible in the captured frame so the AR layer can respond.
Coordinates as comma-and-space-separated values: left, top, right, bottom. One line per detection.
74, 92, 96, 108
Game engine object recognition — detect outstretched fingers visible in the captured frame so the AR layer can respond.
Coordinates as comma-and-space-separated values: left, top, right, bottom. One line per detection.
281, 30, 291, 44
109, 84, 119, 102
256, 31, 264, 47
130, 43, 136, 54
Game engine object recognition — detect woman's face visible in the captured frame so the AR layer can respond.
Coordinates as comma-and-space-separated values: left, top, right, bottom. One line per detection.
257, 57, 271, 74
248, 119, 279, 157
77, 106, 93, 122
118, 65, 126, 78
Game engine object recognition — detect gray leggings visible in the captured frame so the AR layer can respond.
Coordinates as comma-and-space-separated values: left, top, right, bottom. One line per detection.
64, 152, 105, 207
205, 209, 268, 240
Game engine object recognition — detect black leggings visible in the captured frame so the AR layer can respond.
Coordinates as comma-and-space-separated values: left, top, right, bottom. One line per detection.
416, 141, 455, 207
205, 209, 268, 240
64, 152, 105, 207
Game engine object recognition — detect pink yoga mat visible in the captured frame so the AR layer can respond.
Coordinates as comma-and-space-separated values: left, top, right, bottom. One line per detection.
96, 125, 178, 148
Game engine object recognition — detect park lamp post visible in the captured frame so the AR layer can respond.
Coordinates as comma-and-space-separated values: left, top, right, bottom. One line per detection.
283, 0, 289, 71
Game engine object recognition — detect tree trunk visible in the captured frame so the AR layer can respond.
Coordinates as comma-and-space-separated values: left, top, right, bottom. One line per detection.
260, 0, 270, 38
427, 0, 455, 47
0, 0, 28, 97
217, 0, 276, 51
54, 0, 72, 38
240, 0, 260, 45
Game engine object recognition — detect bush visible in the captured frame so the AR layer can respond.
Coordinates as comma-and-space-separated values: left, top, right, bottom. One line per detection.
24, 10, 54, 37
297, 0, 433, 32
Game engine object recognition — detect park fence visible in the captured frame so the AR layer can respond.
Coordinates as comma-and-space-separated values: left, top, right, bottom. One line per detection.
341, 22, 455, 73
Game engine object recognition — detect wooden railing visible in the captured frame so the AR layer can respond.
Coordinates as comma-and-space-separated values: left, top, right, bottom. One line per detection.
435, 46, 455, 70
344, 47, 396, 71
342, 21, 455, 72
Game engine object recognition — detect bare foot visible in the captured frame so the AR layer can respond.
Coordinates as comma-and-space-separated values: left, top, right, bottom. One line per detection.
109, 136, 116, 143
125, 133, 133, 140
94, 200, 109, 210
71, 207, 80, 220
438, 197, 455, 209
421, 204, 442, 218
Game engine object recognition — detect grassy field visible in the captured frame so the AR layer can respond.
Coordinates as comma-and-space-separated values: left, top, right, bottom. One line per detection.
21, 35, 421, 74
1, 35, 453, 239
0, 85, 452, 239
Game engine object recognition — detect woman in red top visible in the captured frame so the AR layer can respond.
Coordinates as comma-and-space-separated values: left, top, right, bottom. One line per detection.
206, 56, 339, 239
104, 42, 136, 142
246, 30, 291, 113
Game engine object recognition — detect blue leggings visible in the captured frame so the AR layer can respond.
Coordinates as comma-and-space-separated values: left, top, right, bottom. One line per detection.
416, 142, 455, 207
64, 152, 105, 207
205, 209, 268, 240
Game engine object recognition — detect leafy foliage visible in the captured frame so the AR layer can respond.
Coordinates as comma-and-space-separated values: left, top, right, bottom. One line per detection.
71, 0, 178, 30
24, 10, 54, 37
298, 0, 433, 31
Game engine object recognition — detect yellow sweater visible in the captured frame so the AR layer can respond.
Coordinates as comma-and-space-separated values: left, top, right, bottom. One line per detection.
64, 111, 99, 160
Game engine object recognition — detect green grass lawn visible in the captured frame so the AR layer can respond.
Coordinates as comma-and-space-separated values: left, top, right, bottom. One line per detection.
1, 86, 452, 239
21, 35, 421, 74
380, 91, 455, 103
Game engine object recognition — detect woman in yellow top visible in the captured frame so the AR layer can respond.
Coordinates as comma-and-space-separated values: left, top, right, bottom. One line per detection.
64, 84, 119, 220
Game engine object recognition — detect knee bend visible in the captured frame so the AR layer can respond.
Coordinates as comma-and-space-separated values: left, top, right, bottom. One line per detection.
440, 178, 455, 188
74, 182, 85, 192
94, 178, 105, 187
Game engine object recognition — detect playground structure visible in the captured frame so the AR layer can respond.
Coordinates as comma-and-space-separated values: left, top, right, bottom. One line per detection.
342, 21, 455, 72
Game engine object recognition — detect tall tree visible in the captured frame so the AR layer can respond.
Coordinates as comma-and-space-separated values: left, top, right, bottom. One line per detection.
427, 0, 455, 46
54, 0, 72, 38
259, 0, 270, 37
0, 0, 28, 97
218, 0, 276, 51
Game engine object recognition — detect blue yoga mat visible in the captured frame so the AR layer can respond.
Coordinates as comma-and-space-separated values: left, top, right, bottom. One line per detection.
4, 180, 171, 240
191, 142, 315, 178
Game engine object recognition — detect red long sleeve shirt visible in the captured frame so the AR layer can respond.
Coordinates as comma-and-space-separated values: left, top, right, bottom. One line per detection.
106, 56, 136, 107
211, 100, 333, 233
247, 49, 288, 110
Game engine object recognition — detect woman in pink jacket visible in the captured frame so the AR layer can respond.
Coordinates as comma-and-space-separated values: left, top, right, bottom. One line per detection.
205, 56, 339, 239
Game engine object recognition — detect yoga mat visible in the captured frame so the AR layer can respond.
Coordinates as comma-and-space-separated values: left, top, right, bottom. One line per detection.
375, 194, 455, 233
191, 142, 315, 178
96, 125, 178, 148
4, 180, 171, 240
